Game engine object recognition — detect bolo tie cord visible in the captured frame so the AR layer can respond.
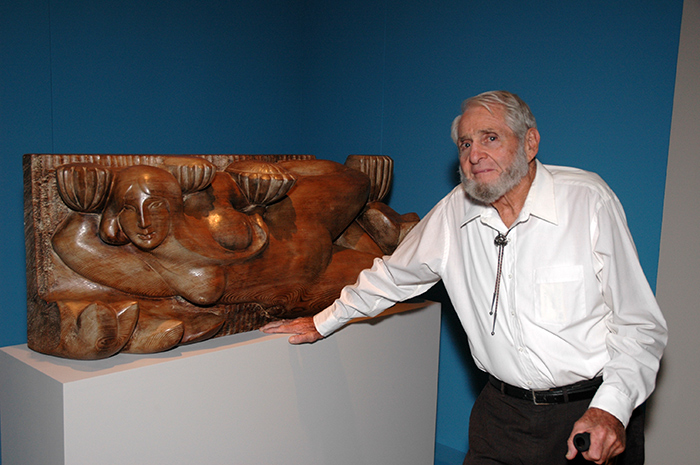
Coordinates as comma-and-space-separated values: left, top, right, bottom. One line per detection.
490, 232, 509, 336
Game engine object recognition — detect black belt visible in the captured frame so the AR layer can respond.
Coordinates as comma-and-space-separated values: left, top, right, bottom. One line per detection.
489, 375, 603, 405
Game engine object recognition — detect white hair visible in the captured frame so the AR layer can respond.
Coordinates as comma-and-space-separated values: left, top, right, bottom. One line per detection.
451, 90, 537, 144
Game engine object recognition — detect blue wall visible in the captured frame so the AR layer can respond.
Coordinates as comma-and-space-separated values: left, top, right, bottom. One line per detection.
0, 0, 683, 461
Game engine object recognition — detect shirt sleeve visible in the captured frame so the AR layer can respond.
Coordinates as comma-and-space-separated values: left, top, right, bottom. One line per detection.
314, 198, 448, 336
588, 191, 668, 426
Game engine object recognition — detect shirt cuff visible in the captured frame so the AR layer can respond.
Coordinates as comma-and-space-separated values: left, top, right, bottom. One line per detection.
313, 305, 346, 337
588, 383, 636, 427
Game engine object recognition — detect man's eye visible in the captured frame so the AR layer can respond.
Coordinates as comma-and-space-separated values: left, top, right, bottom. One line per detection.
460, 141, 471, 150
487, 136, 497, 142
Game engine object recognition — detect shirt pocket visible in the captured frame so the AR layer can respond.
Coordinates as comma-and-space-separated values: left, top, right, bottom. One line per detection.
534, 265, 586, 327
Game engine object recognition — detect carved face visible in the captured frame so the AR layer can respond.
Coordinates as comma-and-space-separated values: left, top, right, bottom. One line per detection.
118, 186, 171, 250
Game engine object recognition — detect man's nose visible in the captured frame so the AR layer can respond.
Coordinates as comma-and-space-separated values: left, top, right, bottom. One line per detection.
469, 143, 486, 164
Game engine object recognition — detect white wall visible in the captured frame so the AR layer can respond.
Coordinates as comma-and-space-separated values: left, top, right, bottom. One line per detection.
646, 0, 700, 461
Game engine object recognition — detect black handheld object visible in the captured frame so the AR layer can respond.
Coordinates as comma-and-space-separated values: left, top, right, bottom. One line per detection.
574, 432, 591, 452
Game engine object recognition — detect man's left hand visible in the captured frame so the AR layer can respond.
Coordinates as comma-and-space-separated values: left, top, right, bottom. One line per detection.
566, 407, 625, 464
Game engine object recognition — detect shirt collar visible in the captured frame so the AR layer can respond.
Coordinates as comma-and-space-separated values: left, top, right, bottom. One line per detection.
460, 159, 558, 227
521, 160, 558, 225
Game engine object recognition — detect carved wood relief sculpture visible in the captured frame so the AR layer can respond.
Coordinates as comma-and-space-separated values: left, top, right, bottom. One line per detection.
24, 154, 419, 359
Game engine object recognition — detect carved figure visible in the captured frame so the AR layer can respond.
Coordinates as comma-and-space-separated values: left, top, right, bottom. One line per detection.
24, 154, 418, 359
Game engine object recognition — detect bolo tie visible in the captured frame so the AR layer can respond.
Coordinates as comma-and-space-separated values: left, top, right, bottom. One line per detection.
489, 231, 510, 335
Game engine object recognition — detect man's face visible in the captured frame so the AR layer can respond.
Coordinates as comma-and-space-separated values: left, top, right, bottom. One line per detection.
457, 104, 529, 204
118, 187, 171, 251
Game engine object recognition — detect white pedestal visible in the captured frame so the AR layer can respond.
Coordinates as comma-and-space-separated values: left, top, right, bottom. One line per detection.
1, 300, 440, 465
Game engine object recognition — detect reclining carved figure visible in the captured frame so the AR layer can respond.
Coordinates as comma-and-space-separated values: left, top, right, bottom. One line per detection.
24, 154, 418, 359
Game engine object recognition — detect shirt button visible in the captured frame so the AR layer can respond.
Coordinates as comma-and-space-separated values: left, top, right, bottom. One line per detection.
508, 274, 513, 279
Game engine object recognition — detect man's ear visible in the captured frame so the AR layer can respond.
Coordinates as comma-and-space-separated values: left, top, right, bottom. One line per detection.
525, 128, 540, 161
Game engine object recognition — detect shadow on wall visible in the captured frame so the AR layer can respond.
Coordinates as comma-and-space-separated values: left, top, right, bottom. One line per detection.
423, 281, 489, 394
422, 280, 487, 463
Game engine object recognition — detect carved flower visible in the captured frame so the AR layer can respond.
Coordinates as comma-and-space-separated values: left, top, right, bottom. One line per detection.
161, 157, 217, 195
225, 161, 296, 208
345, 155, 393, 202
56, 163, 113, 213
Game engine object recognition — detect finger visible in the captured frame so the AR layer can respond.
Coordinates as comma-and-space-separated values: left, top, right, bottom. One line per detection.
581, 439, 606, 464
595, 437, 624, 464
565, 439, 578, 460
566, 428, 589, 460
289, 330, 322, 345
259, 320, 292, 333
612, 441, 626, 457
581, 453, 603, 465
289, 333, 310, 344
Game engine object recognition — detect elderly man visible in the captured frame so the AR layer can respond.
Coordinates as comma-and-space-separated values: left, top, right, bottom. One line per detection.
262, 90, 667, 464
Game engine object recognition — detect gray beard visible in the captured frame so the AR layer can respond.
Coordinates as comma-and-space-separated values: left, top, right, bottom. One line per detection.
460, 145, 530, 204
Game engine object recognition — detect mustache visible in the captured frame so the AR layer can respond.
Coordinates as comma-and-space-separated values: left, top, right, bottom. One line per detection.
459, 146, 529, 204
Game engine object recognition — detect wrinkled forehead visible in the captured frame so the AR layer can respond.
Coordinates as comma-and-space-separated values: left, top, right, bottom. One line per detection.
458, 104, 511, 135
463, 103, 528, 146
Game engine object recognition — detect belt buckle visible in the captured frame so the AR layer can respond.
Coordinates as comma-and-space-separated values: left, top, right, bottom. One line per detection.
531, 389, 551, 405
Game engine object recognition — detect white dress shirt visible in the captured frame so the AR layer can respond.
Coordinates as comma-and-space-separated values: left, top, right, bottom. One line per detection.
314, 160, 667, 426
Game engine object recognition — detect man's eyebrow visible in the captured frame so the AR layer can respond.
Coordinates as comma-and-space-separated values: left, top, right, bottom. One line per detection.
459, 128, 499, 139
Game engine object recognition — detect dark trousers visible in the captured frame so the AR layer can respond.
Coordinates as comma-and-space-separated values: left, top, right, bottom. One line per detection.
463, 381, 645, 465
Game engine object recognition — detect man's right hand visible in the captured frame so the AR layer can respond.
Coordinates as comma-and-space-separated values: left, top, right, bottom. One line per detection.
259, 317, 324, 344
